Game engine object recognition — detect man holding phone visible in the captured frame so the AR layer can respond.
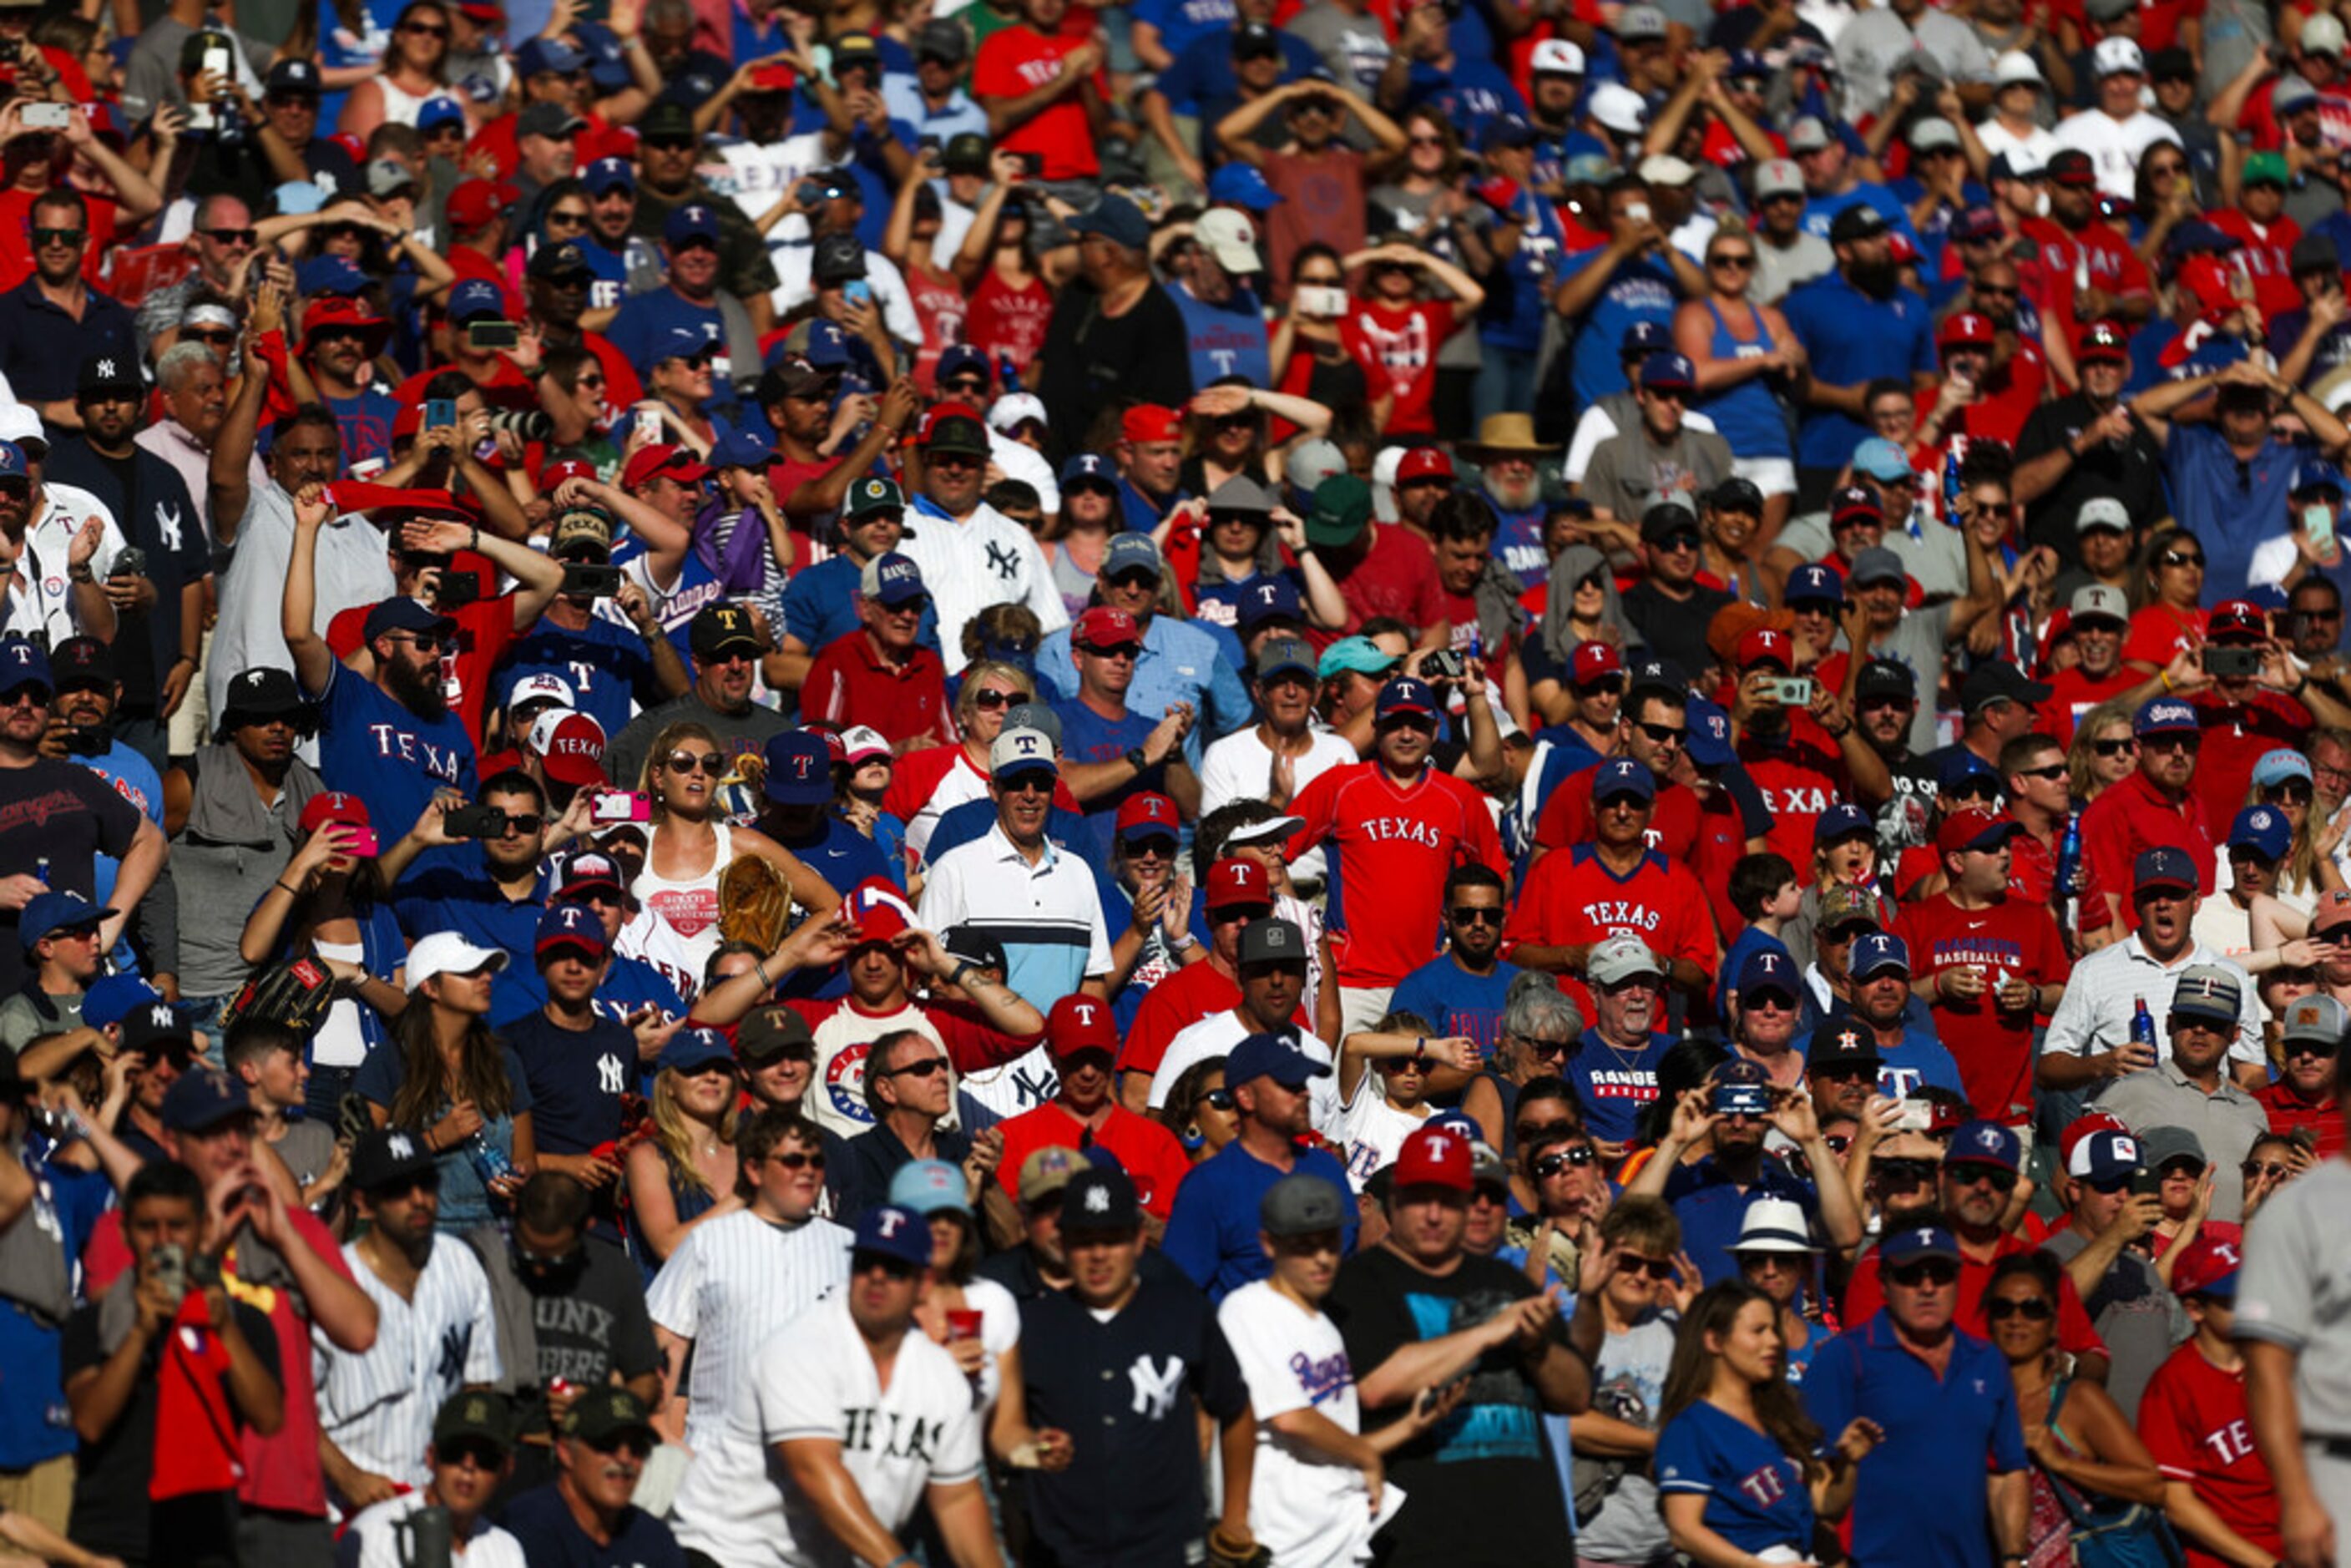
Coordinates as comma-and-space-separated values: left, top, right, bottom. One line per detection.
2040, 1125, 2189, 1419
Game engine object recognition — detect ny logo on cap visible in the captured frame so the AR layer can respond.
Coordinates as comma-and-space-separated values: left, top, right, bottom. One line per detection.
388, 1131, 417, 1160
1083, 1183, 1110, 1213
148, 1004, 174, 1029
96, 358, 117, 379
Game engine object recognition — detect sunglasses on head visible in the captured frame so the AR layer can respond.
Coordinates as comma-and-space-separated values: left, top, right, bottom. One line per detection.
1984, 1296, 2053, 1321
1534, 1146, 1599, 1178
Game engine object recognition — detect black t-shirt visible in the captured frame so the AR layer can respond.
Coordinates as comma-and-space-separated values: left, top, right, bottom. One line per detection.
502, 1482, 687, 1566
1019, 1276, 1248, 1565
2014, 392, 2166, 565
0, 759, 144, 994
61, 1291, 281, 1565
1620, 579, 1737, 692
1037, 280, 1197, 462
513, 1236, 660, 1438
503, 1009, 637, 1156
1326, 1246, 1573, 1566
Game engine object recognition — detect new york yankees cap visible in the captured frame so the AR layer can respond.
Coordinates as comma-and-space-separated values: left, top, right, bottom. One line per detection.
77, 352, 140, 401
1059, 1166, 1141, 1232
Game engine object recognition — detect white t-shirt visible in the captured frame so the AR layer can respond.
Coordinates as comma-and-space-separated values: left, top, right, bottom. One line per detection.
1198, 727, 1358, 886
1150, 1013, 1344, 1143
1340, 1075, 1433, 1188
1216, 1281, 1392, 1568
672, 1296, 985, 1568
1974, 119, 2060, 171
341, 1490, 527, 1568
2050, 107, 2177, 199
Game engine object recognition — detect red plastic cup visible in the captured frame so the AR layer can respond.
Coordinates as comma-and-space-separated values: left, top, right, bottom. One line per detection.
946, 1309, 983, 1342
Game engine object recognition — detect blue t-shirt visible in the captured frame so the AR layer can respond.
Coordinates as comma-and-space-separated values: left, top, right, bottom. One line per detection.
1051, 697, 1168, 861
1155, 24, 1322, 118
323, 387, 402, 473
1478, 196, 1566, 356
1388, 955, 1523, 1056
1782, 271, 1938, 468
503, 1008, 637, 1156
1556, 249, 1681, 412
392, 855, 552, 959
781, 554, 941, 658
1135, 0, 1237, 63
493, 617, 667, 745
1164, 1140, 1358, 1302
1663, 1156, 1821, 1287
1561, 1028, 1674, 1148
1117, 473, 1182, 534
1170, 282, 1272, 389
771, 814, 901, 898
311, 660, 478, 876
1399, 57, 1529, 147
1655, 1399, 1819, 1556
488, 954, 685, 1070
354, 1041, 535, 1232
76, 741, 161, 971
0, 1159, 108, 1468
503, 1484, 687, 1567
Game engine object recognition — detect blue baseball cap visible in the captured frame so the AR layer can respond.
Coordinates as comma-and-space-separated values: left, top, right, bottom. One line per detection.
1813, 802, 1873, 845
851, 1204, 936, 1268
1947, 1120, 2023, 1173
1684, 699, 1734, 767
1318, 635, 1398, 680
2135, 696, 2200, 736
1226, 1030, 1332, 1090
1376, 675, 1438, 722
710, 427, 774, 469
447, 278, 506, 323
1593, 756, 1656, 802
0, 635, 49, 693
1238, 578, 1302, 633
2294, 458, 2346, 497
20, 889, 110, 950
417, 94, 466, 131
1736, 943, 1799, 1001
802, 319, 854, 369
1069, 193, 1150, 249
1878, 1223, 1962, 1267
583, 155, 635, 195
361, 597, 457, 646
935, 344, 990, 387
2228, 804, 2293, 862
2134, 846, 2199, 893
762, 730, 835, 805
1620, 321, 1671, 357
1059, 452, 1116, 493
1639, 351, 1696, 392
664, 202, 721, 246
659, 1027, 736, 1075
297, 255, 369, 297
1206, 162, 1283, 210
0, 442, 27, 483
161, 1066, 253, 1132
2253, 748, 2314, 789
654, 325, 715, 365
1784, 562, 1846, 606
514, 35, 589, 76
1850, 931, 1910, 979
1939, 748, 2001, 792
534, 900, 610, 960
889, 1158, 968, 1215
82, 974, 163, 1031
1851, 437, 1914, 483
859, 550, 927, 608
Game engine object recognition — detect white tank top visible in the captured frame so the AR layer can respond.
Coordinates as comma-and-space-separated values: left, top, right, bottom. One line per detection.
374, 75, 441, 129
625, 821, 733, 1000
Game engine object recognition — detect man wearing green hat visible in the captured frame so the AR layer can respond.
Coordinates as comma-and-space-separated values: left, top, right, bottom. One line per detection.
1302, 476, 1448, 640
505, 1387, 682, 1562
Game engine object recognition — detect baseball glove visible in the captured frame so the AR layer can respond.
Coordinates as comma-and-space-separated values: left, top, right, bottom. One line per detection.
220, 957, 338, 1037
718, 853, 793, 952
1206, 1525, 1272, 1568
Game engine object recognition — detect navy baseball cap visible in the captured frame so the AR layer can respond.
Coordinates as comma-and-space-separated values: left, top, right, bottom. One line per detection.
936, 344, 991, 387
20, 889, 109, 949
297, 255, 369, 297
1239, 579, 1303, 633
447, 278, 506, 323
0, 442, 27, 482
2229, 805, 2293, 862
1785, 563, 1845, 605
584, 156, 635, 195
1939, 748, 2001, 793
1639, 351, 1697, 392
859, 550, 927, 607
1069, 194, 1150, 249
710, 427, 773, 469
850, 1204, 935, 1269
2295, 458, 2347, 496
1059, 452, 1117, 493
361, 597, 457, 646
534, 900, 609, 961
1376, 676, 1438, 722
1593, 756, 1656, 802
81, 973, 162, 1031
1813, 802, 1873, 845
1619, 321, 1671, 357
161, 1066, 252, 1132
1059, 1166, 1142, 1231
1226, 1030, 1332, 1090
515, 35, 589, 76
1736, 943, 1800, 1001
2134, 696, 2200, 736
664, 202, 722, 247
1850, 931, 1911, 979
2134, 846, 2199, 893
762, 730, 835, 805
1878, 1224, 1962, 1267
0, 636, 49, 695
659, 1026, 736, 1075
1684, 701, 1734, 767
417, 94, 466, 132
1946, 1120, 2022, 1173
655, 325, 714, 364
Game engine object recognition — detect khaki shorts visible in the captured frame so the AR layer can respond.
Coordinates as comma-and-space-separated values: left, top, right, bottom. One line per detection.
0, 1452, 73, 1535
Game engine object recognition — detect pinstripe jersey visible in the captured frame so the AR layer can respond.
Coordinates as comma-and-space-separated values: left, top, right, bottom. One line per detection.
645, 1209, 853, 1452
312, 1239, 503, 1506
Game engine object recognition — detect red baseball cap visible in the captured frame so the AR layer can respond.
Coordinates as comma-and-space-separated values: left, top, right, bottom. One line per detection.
1936, 807, 2022, 857
1115, 792, 1180, 842
528, 710, 608, 788
300, 296, 391, 353
446, 177, 520, 232
1939, 311, 1995, 348
1737, 627, 1794, 671
1397, 447, 1455, 483
541, 457, 598, 492
621, 443, 710, 490
1393, 1124, 1474, 1191
843, 877, 915, 946
1074, 606, 1140, 650
2169, 1227, 2243, 1297
1570, 640, 1622, 686
299, 792, 371, 832
1206, 857, 1272, 910
1120, 404, 1183, 444
1047, 994, 1118, 1059
2207, 599, 2267, 643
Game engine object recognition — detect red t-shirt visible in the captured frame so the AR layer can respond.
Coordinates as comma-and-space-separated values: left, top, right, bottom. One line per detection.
2020, 215, 2155, 346
1737, 736, 1853, 873
2138, 1339, 2284, 1568
1339, 297, 1455, 436
2191, 690, 2312, 839
800, 630, 957, 746
2125, 603, 2205, 669
906, 271, 968, 394
970, 25, 1105, 180
994, 1100, 1194, 1218
1287, 761, 1508, 988
2040, 662, 2141, 746
1897, 892, 2073, 1123
1120, 959, 1241, 1079
1332, 523, 1448, 635
963, 271, 1054, 379
328, 587, 517, 756
1502, 843, 1717, 1020
1842, 1231, 2106, 1358
2206, 208, 2305, 319
2076, 768, 2217, 934
2256, 1080, 2348, 1159
1534, 769, 1705, 862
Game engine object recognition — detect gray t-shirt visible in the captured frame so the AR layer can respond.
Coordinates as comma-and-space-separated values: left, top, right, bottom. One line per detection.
1576, 1311, 1680, 1562
270, 1119, 337, 1191
1754, 230, 1836, 307
2040, 1225, 2190, 1423
0, 989, 83, 1052
2091, 1067, 2271, 1223
2237, 1159, 2351, 1436
1581, 424, 1737, 526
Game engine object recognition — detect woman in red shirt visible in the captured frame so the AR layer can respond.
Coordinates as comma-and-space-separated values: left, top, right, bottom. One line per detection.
953, 158, 1057, 387
884, 168, 969, 394
1338, 240, 1485, 438
2123, 523, 2209, 674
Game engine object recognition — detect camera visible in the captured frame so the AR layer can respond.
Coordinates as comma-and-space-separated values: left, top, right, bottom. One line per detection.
2202, 646, 2263, 679
1772, 676, 1813, 706
442, 803, 512, 839
488, 408, 554, 443
466, 321, 521, 352
434, 570, 481, 610
560, 561, 621, 598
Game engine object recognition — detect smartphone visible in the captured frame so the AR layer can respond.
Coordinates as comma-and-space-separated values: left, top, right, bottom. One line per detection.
426, 398, 457, 432
1296, 284, 1349, 319
2130, 1167, 2164, 1199
442, 802, 509, 839
2202, 645, 2263, 679
1890, 1098, 1933, 1133
590, 789, 653, 825
1772, 676, 1814, 706
342, 827, 379, 857
466, 320, 520, 352
843, 279, 873, 306
202, 45, 231, 82
633, 407, 663, 446
1711, 1083, 1772, 1118
2307, 500, 2340, 563
435, 569, 481, 609
20, 104, 69, 131
561, 561, 621, 598
151, 1241, 187, 1298
1624, 200, 1652, 225
1421, 648, 1465, 680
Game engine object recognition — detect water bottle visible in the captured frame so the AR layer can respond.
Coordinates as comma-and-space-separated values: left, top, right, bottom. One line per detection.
998, 353, 1023, 396
2055, 813, 2081, 927
467, 1128, 516, 1189
2128, 995, 2156, 1069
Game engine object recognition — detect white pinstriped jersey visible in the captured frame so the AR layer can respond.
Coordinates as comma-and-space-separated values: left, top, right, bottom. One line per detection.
645, 1209, 852, 1453
312, 1240, 503, 1506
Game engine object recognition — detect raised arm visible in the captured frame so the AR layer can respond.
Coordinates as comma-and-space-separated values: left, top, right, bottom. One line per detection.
278, 483, 340, 695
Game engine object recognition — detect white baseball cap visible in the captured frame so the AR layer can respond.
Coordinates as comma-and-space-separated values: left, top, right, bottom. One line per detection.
1589, 82, 1648, 135
1530, 38, 1585, 74
1994, 49, 2045, 86
506, 672, 575, 711
2094, 36, 2146, 76
1637, 153, 1697, 186
406, 931, 511, 990
2308, 12, 2347, 56
1196, 207, 1262, 274
839, 724, 892, 764
987, 392, 1048, 433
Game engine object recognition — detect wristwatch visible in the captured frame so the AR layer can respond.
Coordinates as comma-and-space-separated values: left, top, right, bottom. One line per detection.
1124, 745, 1150, 772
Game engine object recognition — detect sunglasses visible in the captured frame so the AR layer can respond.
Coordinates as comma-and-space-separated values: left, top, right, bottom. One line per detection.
884, 1056, 948, 1079
766, 1150, 826, 1169
2091, 737, 2136, 756
1887, 1258, 1960, 1287
1635, 721, 1686, 745
441, 1438, 505, 1469
1876, 1159, 1937, 1186
1709, 254, 1756, 271
970, 688, 1023, 710
401, 19, 450, 33
387, 633, 444, 654
2267, 781, 2316, 804
2160, 549, 2207, 568
1945, 1162, 2019, 1191
1984, 1297, 2054, 1321
2242, 1160, 2291, 1180
1535, 1146, 1600, 1178
1201, 1088, 1236, 1111
202, 226, 260, 246
2015, 763, 2067, 781
1657, 531, 1700, 550
1515, 1117, 1574, 1143
1449, 906, 1504, 925
662, 751, 726, 775
32, 228, 84, 248
1080, 641, 1145, 661
1613, 1250, 1678, 1280
547, 210, 591, 228
1517, 1036, 1574, 1061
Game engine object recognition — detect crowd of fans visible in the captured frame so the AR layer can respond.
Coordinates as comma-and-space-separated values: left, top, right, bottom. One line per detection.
11, 0, 2351, 1560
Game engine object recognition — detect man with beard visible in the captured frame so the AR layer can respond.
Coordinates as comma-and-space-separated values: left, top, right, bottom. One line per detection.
1390, 864, 1524, 1057
281, 483, 478, 872
503, 1386, 680, 1564
1823, 933, 1969, 1103
2014, 321, 2164, 560
2042, 848, 2263, 1096
43, 356, 210, 771
623, 104, 775, 335
1783, 205, 1939, 508
2051, 38, 2177, 200
1038, 196, 1196, 457
489, 506, 688, 745
293, 297, 399, 473
1557, 933, 1674, 1151
2019, 149, 2157, 352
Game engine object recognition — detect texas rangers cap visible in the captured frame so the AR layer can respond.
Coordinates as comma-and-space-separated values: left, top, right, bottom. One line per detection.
850, 1204, 934, 1268
1047, 994, 1117, 1060
2168, 964, 2242, 1026
1206, 857, 1274, 911
1945, 1120, 2022, 1174
1393, 1123, 1474, 1191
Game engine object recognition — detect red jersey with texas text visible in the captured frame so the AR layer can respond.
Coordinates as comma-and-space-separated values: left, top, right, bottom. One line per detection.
2137, 1337, 2283, 1568
1503, 842, 1716, 1020
1287, 761, 1508, 988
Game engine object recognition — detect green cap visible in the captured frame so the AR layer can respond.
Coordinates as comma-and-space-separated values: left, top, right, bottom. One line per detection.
1317, 635, 1400, 680
2244, 149, 2289, 188
432, 1390, 513, 1455
847, 475, 905, 518
563, 1385, 656, 1446
1304, 475, 1373, 547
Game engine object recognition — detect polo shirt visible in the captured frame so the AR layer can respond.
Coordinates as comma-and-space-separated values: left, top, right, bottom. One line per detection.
1802, 1312, 2027, 1567
1781, 271, 1938, 468
2163, 424, 2314, 599
993, 1100, 1194, 1219
1841, 1229, 2107, 1361
2075, 769, 2217, 935
1661, 1155, 1822, 1287
1035, 612, 1251, 769
392, 853, 553, 956
2093, 1061, 2271, 1223
1165, 1138, 1358, 1302
2254, 1080, 2346, 1158
801, 630, 955, 748
917, 820, 1112, 1013
2040, 933, 2263, 1077
0, 278, 136, 404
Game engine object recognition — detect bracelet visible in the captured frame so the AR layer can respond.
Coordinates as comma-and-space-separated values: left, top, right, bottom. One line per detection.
468, 525, 480, 554
273, 878, 301, 896
2294, 675, 2313, 698
948, 959, 974, 989
2157, 670, 2172, 691
753, 958, 774, 990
